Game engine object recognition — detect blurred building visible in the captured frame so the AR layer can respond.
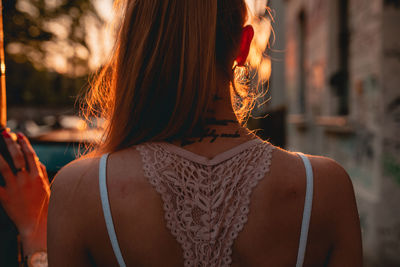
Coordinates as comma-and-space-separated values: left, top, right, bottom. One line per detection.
283, 0, 400, 265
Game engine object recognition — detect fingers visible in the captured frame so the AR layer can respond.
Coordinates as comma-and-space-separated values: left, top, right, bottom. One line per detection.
40, 163, 49, 184
17, 133, 41, 178
2, 131, 26, 172
0, 186, 6, 202
0, 154, 16, 187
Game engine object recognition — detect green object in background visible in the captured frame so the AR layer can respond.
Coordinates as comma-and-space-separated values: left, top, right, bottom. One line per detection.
32, 143, 79, 180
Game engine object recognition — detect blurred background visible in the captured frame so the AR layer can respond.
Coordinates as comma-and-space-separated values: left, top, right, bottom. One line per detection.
0, 0, 399, 266
2, 0, 113, 178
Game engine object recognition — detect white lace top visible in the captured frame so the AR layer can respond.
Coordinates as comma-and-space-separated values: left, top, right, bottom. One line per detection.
99, 139, 314, 267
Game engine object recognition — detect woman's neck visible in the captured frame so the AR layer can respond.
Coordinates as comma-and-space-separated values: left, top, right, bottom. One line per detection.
175, 83, 256, 147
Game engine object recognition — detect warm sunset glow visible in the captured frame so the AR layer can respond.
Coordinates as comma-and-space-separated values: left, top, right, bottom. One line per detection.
94, 0, 114, 21
11, 0, 271, 78
8, 0, 115, 77
91, 0, 272, 81
259, 57, 272, 81
246, 0, 272, 82
246, 0, 269, 16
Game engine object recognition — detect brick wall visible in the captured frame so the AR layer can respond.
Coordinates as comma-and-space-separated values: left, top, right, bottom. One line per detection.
283, 0, 400, 265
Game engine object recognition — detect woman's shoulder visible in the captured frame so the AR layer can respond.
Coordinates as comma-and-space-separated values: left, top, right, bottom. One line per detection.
272, 147, 353, 190
51, 155, 102, 192
270, 148, 356, 218
304, 153, 357, 224
49, 155, 104, 222
303, 152, 355, 203
47, 154, 123, 263
51, 148, 145, 198
274, 149, 362, 264
48, 148, 144, 225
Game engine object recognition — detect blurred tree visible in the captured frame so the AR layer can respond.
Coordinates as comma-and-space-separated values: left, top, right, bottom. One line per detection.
2, 0, 108, 106
3, 0, 105, 75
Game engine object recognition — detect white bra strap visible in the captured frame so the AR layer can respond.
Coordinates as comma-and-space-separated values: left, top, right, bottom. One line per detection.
99, 154, 127, 267
295, 153, 314, 267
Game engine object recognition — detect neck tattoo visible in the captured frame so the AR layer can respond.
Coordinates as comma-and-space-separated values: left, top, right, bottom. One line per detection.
179, 118, 242, 147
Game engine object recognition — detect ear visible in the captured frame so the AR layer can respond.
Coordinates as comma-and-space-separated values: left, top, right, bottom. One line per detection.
235, 25, 254, 67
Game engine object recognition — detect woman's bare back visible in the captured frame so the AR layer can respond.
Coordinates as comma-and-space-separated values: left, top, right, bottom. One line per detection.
48, 137, 362, 267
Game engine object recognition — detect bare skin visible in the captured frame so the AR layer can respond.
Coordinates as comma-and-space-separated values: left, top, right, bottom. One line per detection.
48, 131, 362, 267
0, 132, 49, 256
48, 24, 362, 266
48, 85, 363, 266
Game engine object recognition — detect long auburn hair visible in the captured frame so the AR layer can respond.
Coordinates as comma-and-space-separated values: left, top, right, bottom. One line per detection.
83, 0, 249, 154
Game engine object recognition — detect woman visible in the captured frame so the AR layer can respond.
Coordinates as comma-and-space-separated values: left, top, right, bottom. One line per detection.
48, 0, 363, 266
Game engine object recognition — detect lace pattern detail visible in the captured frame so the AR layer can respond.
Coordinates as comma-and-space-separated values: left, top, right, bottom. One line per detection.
136, 141, 274, 267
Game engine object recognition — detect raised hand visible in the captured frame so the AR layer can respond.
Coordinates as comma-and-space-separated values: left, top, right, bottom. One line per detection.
0, 131, 50, 255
